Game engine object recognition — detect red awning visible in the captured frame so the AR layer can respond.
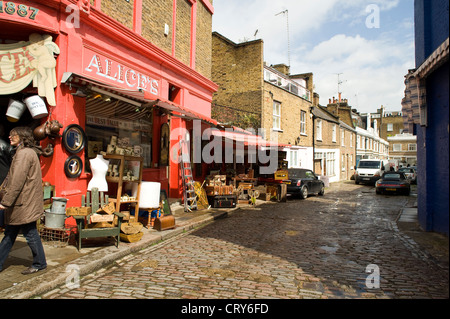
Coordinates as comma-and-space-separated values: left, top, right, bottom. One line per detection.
62, 72, 218, 126
148, 98, 218, 127
210, 129, 291, 149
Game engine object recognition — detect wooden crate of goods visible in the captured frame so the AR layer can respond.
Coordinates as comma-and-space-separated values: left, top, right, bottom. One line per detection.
66, 206, 92, 216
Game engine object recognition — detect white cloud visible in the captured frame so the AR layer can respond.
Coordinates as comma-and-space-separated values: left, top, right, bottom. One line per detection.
290, 33, 413, 112
212, 0, 414, 113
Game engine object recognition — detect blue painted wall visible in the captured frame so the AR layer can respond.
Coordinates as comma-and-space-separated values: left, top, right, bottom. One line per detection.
414, 0, 449, 235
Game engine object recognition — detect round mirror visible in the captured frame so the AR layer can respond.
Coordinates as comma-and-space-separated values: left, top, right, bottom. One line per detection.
64, 155, 83, 178
62, 124, 86, 154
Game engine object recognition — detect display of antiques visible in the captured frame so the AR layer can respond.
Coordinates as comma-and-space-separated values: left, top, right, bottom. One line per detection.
72, 187, 124, 250
105, 135, 143, 157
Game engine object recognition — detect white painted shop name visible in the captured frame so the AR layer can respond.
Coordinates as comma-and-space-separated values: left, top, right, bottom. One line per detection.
85, 53, 159, 96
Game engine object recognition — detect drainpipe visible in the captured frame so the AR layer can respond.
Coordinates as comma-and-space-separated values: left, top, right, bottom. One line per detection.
310, 106, 315, 173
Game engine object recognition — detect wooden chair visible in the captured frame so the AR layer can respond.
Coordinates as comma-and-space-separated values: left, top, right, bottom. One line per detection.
73, 187, 124, 250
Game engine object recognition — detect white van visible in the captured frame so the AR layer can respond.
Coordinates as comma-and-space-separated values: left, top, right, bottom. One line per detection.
355, 159, 387, 185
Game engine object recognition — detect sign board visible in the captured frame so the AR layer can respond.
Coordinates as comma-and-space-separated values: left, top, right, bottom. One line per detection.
83, 48, 160, 97
0, 33, 59, 105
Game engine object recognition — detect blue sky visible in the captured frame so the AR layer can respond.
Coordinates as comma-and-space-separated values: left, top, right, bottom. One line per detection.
212, 0, 415, 114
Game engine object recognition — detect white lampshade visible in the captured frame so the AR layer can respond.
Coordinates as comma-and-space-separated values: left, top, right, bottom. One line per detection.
133, 182, 161, 208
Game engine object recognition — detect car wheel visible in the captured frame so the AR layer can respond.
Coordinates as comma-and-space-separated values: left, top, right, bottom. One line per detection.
300, 186, 308, 199
318, 185, 325, 196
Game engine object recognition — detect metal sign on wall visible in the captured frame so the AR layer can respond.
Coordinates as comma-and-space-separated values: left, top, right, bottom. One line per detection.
0, 33, 60, 106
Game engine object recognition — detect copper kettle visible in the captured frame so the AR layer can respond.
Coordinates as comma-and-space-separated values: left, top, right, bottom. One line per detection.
33, 122, 47, 141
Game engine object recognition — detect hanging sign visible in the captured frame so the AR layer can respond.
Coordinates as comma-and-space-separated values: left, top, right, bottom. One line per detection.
0, 33, 60, 106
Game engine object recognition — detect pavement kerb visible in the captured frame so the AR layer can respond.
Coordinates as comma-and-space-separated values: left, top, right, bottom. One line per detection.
0, 204, 241, 299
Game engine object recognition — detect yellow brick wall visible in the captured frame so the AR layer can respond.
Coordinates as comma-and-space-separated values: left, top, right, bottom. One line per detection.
98, 0, 212, 79
262, 83, 313, 146
141, 0, 173, 56
195, 3, 213, 78
380, 116, 405, 140
211, 33, 264, 129
314, 119, 338, 148
100, 0, 134, 30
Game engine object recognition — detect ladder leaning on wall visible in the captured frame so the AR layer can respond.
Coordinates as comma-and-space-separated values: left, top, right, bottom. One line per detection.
179, 140, 198, 212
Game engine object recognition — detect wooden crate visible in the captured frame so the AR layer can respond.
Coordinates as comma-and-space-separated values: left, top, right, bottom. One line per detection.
66, 207, 91, 216
90, 213, 114, 223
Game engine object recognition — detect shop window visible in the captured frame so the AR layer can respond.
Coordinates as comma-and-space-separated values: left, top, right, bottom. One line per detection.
85, 94, 153, 171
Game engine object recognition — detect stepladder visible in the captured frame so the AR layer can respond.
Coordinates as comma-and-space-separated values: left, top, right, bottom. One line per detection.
179, 140, 197, 212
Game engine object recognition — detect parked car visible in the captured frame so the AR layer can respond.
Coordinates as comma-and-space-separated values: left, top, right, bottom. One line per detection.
398, 167, 417, 184
286, 168, 325, 199
375, 172, 411, 195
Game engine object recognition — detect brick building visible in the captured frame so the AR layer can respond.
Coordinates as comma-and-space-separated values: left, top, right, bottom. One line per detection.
380, 111, 405, 140
211, 32, 314, 169
312, 100, 356, 182
328, 98, 389, 164
387, 133, 417, 166
0, 0, 218, 206
311, 106, 340, 183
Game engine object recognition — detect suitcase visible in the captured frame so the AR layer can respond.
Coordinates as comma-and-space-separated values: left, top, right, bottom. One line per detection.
213, 195, 237, 208
153, 215, 176, 231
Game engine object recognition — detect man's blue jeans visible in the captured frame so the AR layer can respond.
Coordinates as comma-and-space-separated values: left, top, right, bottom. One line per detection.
0, 221, 47, 271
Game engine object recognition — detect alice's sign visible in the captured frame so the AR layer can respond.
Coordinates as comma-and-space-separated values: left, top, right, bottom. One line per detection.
84, 50, 159, 96
0, 33, 60, 106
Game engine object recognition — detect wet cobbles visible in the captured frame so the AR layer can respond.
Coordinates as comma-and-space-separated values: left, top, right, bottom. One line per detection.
42, 183, 449, 299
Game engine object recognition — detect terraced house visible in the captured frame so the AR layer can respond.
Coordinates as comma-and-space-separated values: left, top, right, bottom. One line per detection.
211, 32, 314, 170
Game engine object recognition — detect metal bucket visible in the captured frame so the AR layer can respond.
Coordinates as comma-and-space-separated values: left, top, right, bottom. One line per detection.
24, 95, 48, 119
45, 197, 68, 229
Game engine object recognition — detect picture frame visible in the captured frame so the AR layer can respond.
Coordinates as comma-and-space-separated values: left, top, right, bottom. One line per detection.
64, 155, 83, 178
62, 124, 86, 154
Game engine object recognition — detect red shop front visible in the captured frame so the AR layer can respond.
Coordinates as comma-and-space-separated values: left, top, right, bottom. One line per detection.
1, 1, 218, 211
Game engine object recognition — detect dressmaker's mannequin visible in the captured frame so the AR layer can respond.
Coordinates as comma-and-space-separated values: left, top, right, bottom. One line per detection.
88, 154, 109, 192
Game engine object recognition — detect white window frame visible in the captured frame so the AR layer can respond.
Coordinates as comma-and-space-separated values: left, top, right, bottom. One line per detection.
341, 130, 345, 146
332, 124, 336, 142
393, 144, 402, 151
408, 143, 417, 151
300, 110, 306, 135
387, 123, 393, 131
316, 119, 322, 141
326, 152, 335, 176
273, 101, 281, 130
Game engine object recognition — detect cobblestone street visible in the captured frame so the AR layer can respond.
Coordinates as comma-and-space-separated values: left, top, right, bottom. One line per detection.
41, 182, 449, 300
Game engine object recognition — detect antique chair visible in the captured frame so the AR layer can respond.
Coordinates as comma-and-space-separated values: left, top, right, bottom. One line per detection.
73, 187, 124, 250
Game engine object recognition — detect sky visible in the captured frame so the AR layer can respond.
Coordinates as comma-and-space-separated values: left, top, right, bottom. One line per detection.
211, 0, 415, 114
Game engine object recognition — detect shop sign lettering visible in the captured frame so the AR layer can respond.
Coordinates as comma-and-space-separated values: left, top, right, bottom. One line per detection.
0, 33, 59, 106
84, 53, 159, 96
86, 115, 150, 131
0, 1, 40, 20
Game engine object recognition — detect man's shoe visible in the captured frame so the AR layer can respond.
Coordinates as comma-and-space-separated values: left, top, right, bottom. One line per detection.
21, 267, 46, 275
